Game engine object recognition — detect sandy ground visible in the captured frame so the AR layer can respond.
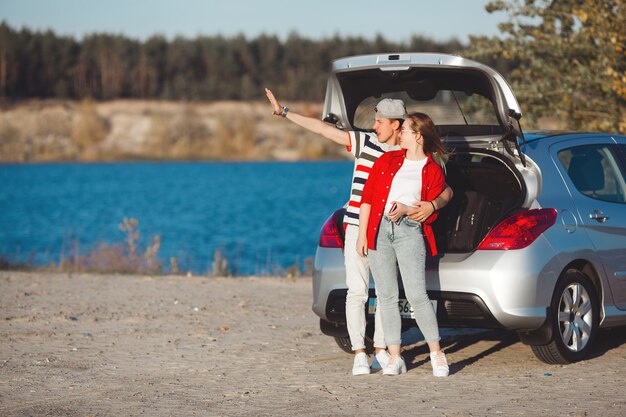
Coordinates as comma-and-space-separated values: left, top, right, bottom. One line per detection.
1, 272, 626, 417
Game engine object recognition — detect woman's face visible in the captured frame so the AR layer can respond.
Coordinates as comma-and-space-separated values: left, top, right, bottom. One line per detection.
400, 120, 420, 150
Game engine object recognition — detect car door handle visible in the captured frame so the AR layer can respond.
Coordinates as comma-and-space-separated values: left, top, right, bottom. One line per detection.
589, 210, 609, 223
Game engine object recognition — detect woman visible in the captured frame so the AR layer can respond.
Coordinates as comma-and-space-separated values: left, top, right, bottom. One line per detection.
357, 112, 450, 377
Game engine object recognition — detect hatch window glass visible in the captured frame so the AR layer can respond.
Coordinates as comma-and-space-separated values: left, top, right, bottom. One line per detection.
353, 90, 499, 130
558, 145, 626, 203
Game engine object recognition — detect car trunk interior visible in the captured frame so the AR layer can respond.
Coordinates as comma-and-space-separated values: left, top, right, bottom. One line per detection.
433, 150, 526, 253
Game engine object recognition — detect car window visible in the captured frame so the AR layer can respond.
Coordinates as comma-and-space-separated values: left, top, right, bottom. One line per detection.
558, 145, 626, 203
353, 90, 498, 130
618, 144, 626, 168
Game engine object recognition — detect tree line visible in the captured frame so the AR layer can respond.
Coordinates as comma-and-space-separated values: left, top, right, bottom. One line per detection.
1, 0, 623, 134
0, 22, 470, 102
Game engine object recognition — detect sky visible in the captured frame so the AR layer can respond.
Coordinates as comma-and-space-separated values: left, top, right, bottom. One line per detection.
0, 0, 507, 44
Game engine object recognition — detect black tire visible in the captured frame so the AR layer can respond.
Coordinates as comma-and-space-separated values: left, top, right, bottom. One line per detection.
531, 270, 599, 364
334, 336, 353, 354
333, 332, 375, 354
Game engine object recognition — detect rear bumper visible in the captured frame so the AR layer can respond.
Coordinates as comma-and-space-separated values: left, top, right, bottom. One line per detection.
313, 238, 560, 332
325, 288, 504, 329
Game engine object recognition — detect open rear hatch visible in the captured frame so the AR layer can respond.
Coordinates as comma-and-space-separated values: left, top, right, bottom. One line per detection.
323, 53, 527, 165
324, 53, 530, 253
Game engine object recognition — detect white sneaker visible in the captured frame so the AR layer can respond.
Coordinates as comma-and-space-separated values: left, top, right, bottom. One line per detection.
430, 351, 449, 377
382, 355, 407, 376
352, 352, 371, 376
371, 350, 390, 370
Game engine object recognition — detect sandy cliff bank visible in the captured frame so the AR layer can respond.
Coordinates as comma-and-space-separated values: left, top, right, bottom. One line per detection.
0, 100, 345, 162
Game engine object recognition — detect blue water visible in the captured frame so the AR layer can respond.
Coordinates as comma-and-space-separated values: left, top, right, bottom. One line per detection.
0, 161, 353, 275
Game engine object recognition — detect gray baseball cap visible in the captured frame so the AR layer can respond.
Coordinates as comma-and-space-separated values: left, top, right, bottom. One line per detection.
375, 98, 407, 119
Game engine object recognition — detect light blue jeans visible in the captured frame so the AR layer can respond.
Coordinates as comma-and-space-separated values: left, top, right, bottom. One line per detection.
368, 215, 440, 346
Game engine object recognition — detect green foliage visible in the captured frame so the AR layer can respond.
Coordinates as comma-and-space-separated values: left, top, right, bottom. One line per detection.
0, 21, 464, 102
467, 0, 625, 133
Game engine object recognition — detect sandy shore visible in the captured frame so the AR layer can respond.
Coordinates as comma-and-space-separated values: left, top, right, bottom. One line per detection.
1, 271, 625, 416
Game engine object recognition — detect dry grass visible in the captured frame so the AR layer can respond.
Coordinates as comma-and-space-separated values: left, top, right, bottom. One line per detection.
56, 217, 164, 275
0, 216, 312, 277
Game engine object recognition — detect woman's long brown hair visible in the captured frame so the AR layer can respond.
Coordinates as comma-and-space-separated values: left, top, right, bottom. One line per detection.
405, 112, 449, 159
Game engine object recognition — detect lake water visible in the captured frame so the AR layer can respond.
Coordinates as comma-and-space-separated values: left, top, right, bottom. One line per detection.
0, 161, 353, 275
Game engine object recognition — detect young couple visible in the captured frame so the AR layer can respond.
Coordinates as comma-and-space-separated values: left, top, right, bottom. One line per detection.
265, 89, 452, 377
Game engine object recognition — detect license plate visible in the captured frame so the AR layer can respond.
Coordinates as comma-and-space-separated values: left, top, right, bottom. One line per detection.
398, 299, 415, 319
368, 298, 437, 319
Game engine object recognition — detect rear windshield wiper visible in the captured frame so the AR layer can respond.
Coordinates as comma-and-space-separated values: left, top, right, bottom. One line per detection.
451, 91, 469, 126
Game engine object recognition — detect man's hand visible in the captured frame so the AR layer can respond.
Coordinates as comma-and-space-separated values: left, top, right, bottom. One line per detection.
407, 185, 453, 222
264, 88, 283, 116
263, 87, 349, 145
407, 201, 435, 223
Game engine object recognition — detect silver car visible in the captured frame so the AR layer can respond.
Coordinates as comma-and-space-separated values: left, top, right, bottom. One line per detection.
312, 53, 626, 364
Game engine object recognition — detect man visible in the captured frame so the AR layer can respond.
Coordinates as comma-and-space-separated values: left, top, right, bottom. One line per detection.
264, 88, 453, 375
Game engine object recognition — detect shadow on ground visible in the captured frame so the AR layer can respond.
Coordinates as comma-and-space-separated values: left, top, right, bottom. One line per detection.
399, 325, 626, 373
586, 327, 626, 360
401, 328, 517, 374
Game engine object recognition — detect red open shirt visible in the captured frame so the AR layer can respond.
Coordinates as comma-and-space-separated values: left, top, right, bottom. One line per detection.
361, 149, 445, 255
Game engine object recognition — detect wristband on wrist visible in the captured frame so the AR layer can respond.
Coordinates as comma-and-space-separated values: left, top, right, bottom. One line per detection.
430, 200, 437, 211
281, 106, 289, 117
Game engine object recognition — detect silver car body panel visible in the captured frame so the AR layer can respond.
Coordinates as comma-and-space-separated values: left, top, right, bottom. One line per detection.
312, 246, 346, 319
430, 236, 560, 329
547, 135, 626, 310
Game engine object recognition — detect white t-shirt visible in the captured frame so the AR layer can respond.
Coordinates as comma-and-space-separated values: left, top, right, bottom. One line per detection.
384, 157, 428, 214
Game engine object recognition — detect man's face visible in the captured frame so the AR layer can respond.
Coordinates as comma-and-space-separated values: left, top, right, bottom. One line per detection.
373, 118, 400, 144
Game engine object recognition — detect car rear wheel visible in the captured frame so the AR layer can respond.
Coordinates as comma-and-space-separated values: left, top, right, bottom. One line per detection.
531, 270, 599, 364
334, 336, 353, 354
334, 333, 375, 354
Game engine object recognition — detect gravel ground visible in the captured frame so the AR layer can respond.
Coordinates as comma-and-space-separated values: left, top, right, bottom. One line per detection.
1, 271, 625, 416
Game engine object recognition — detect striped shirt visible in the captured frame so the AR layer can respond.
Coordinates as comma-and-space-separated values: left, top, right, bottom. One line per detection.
344, 131, 400, 226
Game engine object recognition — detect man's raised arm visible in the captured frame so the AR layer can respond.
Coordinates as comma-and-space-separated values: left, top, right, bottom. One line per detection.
265, 88, 349, 146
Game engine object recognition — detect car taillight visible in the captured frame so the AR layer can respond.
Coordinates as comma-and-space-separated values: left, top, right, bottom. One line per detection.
319, 211, 344, 248
477, 208, 557, 250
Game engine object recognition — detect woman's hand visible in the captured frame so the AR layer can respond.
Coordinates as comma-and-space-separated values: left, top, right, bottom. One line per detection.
264, 88, 283, 116
388, 201, 408, 224
356, 235, 368, 257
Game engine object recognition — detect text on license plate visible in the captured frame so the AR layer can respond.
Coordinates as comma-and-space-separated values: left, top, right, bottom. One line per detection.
368, 298, 437, 319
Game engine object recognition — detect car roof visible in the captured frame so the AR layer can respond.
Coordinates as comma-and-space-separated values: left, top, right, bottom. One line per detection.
523, 131, 622, 143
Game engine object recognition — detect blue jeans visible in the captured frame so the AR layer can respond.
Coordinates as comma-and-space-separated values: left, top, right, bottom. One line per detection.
368, 216, 440, 346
